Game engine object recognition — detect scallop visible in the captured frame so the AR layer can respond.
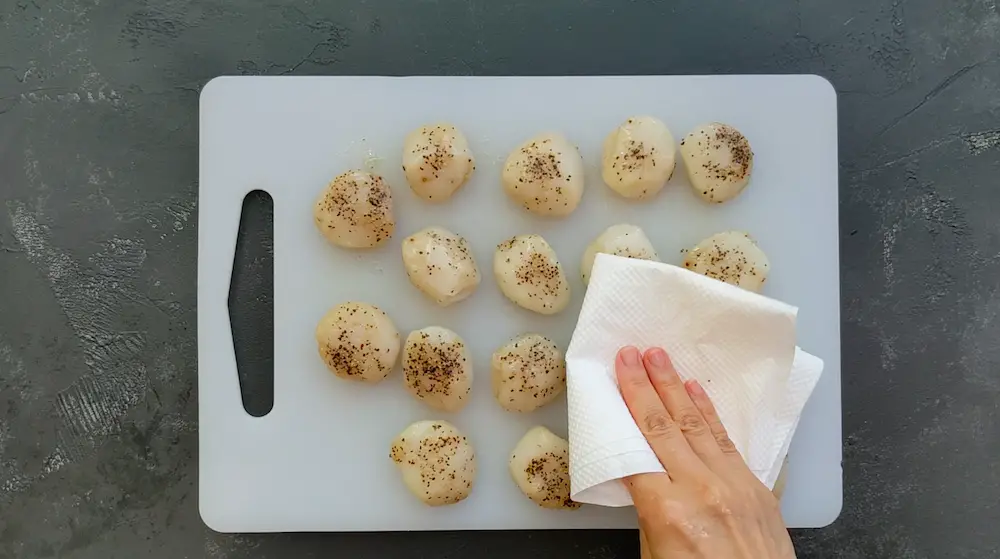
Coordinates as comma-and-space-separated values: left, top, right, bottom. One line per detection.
494, 234, 571, 315
491, 334, 566, 412
313, 170, 395, 248
390, 420, 476, 506
682, 231, 770, 292
680, 123, 754, 204
581, 224, 659, 285
601, 116, 677, 199
401, 226, 481, 306
501, 132, 585, 217
402, 123, 475, 202
403, 326, 473, 412
508, 426, 580, 510
314, 302, 400, 383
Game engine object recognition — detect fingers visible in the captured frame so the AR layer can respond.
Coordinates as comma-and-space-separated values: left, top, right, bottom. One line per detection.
685, 378, 741, 458
642, 348, 724, 463
615, 347, 700, 478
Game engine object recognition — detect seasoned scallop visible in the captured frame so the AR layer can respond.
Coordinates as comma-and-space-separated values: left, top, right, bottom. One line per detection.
682, 231, 770, 292
313, 170, 395, 248
680, 123, 754, 203
508, 426, 580, 510
402, 123, 475, 202
401, 226, 480, 306
501, 132, 585, 217
314, 302, 400, 383
403, 326, 473, 412
390, 420, 476, 506
494, 234, 571, 315
601, 116, 677, 199
491, 334, 566, 412
581, 224, 659, 285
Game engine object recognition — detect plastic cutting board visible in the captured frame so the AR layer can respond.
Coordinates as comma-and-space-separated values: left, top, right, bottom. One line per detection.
198, 75, 842, 532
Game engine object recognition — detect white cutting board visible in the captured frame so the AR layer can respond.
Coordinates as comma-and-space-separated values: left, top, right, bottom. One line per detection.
198, 75, 841, 533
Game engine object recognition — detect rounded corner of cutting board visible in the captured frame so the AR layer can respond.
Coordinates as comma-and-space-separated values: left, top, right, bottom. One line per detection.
200, 497, 239, 534
799, 74, 838, 101
199, 75, 240, 113
783, 465, 843, 529
812, 489, 844, 529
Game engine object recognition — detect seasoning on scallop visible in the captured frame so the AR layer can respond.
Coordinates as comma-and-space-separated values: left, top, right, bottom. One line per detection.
601, 116, 677, 200
401, 226, 481, 306
501, 132, 585, 217
680, 123, 754, 204
493, 234, 571, 315
314, 302, 401, 383
682, 231, 770, 292
508, 426, 580, 510
491, 333, 566, 412
402, 123, 475, 202
390, 420, 477, 506
313, 170, 396, 248
402, 326, 473, 412
580, 224, 660, 285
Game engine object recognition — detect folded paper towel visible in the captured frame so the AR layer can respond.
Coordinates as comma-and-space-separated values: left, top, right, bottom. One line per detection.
565, 253, 824, 507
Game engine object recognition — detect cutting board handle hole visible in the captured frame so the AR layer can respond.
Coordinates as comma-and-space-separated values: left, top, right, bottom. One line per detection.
228, 189, 274, 417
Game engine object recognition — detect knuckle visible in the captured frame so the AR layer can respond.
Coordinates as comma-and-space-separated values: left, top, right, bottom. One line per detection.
643, 409, 675, 436
654, 370, 684, 390
701, 484, 735, 517
715, 433, 738, 454
624, 370, 650, 389
701, 485, 730, 513
699, 406, 720, 422
642, 498, 686, 528
677, 412, 708, 436
661, 499, 687, 524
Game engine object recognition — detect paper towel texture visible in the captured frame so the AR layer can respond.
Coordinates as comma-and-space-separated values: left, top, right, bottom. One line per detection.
565, 254, 824, 507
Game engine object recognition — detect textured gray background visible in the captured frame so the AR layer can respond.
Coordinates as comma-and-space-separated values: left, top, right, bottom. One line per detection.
1, 0, 999, 557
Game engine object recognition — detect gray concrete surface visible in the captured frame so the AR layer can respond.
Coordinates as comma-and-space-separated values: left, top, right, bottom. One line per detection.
1, 0, 999, 557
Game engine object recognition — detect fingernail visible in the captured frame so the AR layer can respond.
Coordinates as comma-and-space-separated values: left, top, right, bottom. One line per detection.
647, 348, 667, 367
686, 379, 705, 397
620, 346, 641, 366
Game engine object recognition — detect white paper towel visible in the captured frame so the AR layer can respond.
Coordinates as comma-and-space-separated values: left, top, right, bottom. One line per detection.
566, 254, 824, 507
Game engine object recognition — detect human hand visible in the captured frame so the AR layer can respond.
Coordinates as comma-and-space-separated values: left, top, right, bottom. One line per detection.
616, 346, 795, 559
